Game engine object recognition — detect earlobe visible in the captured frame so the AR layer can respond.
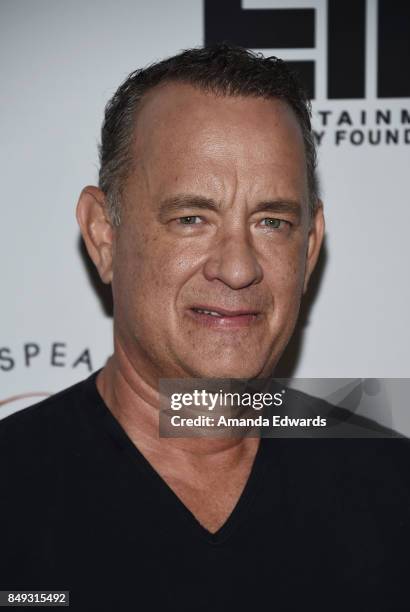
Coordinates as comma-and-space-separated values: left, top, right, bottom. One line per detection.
303, 201, 325, 294
76, 186, 114, 284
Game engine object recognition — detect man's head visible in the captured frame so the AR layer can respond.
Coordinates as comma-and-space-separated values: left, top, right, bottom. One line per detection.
99, 44, 319, 226
77, 44, 324, 382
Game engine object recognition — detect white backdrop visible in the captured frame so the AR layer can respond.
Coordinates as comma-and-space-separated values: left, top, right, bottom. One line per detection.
1, 0, 409, 419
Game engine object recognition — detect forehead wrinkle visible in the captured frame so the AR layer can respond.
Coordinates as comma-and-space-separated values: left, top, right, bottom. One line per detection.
125, 83, 309, 214
133, 85, 302, 163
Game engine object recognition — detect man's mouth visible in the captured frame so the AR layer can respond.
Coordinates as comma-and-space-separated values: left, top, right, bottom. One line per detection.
188, 305, 261, 328
193, 308, 223, 317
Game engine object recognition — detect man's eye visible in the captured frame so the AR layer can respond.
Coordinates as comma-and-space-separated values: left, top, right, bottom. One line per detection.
177, 216, 202, 225
260, 218, 285, 229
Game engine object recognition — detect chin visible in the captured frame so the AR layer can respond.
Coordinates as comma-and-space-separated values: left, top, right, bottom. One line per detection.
188, 359, 266, 380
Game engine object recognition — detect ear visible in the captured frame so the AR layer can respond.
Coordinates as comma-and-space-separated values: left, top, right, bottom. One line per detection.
76, 186, 114, 284
303, 201, 325, 294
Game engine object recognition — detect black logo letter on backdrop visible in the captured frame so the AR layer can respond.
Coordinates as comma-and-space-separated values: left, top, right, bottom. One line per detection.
327, 0, 365, 99
378, 0, 410, 98
204, 0, 315, 98
204, 0, 410, 100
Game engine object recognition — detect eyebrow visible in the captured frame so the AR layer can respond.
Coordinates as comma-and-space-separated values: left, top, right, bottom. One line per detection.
158, 194, 302, 221
158, 195, 219, 218
252, 200, 302, 220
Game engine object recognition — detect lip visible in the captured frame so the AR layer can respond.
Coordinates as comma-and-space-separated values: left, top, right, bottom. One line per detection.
187, 304, 261, 329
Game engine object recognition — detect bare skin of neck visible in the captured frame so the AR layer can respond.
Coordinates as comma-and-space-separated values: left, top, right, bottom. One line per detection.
97, 343, 260, 534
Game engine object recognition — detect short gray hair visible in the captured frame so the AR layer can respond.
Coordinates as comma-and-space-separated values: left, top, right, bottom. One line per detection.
99, 44, 319, 226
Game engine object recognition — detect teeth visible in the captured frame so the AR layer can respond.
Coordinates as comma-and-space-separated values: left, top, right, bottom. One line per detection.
195, 308, 222, 317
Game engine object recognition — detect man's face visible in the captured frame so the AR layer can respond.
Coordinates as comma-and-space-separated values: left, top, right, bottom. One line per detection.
111, 82, 323, 381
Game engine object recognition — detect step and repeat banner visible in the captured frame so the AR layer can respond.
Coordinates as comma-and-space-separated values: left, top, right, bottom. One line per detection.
1, 0, 409, 420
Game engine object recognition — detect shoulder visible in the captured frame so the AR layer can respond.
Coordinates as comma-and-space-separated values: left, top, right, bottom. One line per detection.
262, 383, 410, 490
0, 372, 97, 428
264, 435, 410, 504
0, 371, 102, 466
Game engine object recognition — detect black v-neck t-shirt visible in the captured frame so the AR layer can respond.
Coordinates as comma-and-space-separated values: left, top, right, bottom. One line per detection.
1, 371, 409, 611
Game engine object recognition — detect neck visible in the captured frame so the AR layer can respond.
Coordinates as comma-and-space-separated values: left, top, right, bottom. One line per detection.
96, 338, 259, 462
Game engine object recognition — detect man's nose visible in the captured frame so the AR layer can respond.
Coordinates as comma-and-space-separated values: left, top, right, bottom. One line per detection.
202, 228, 263, 289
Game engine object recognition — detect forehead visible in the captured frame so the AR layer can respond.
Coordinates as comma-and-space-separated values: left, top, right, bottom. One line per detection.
131, 82, 307, 200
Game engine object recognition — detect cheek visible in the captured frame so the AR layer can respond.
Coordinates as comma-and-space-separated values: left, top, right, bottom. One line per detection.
113, 228, 200, 310
263, 240, 307, 303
